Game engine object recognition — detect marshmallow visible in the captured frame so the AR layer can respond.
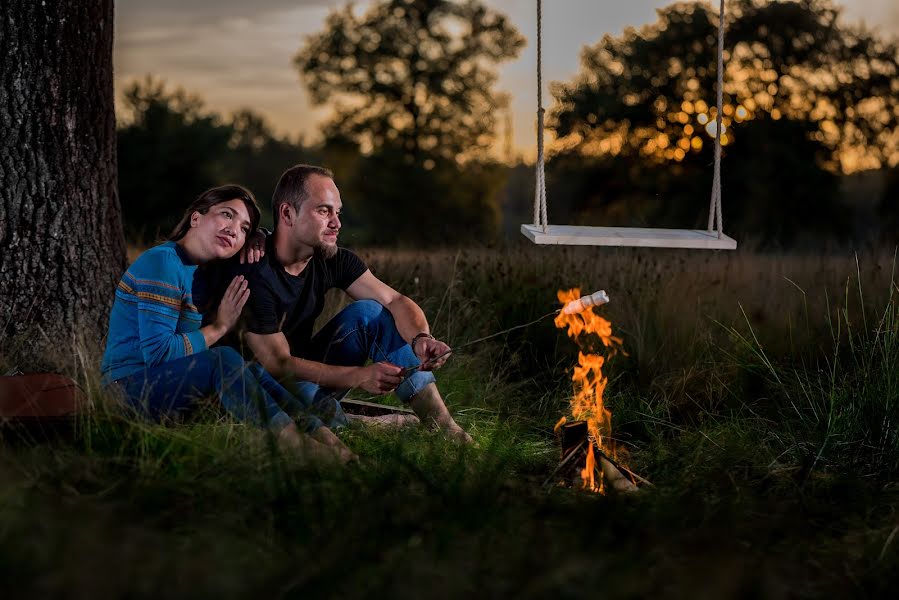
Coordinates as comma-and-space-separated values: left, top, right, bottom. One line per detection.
562, 290, 610, 314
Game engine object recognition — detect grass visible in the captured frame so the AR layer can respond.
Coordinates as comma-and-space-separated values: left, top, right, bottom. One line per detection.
3, 244, 899, 598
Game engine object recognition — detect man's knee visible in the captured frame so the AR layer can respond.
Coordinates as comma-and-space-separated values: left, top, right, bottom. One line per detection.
339, 299, 389, 327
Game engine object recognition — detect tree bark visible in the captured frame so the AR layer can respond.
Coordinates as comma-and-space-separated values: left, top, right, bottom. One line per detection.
0, 0, 126, 370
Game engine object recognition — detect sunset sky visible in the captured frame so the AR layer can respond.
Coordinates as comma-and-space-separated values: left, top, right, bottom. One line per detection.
114, 0, 899, 157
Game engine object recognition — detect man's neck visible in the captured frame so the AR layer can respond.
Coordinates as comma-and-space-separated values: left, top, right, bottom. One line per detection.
273, 229, 314, 276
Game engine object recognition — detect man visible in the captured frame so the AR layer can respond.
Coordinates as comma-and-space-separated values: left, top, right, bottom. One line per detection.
233, 164, 472, 443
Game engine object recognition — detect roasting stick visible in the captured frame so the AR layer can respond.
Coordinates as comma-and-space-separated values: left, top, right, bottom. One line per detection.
404, 290, 610, 376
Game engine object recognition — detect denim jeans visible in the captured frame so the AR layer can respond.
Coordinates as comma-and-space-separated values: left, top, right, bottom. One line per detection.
112, 347, 324, 433
294, 300, 437, 427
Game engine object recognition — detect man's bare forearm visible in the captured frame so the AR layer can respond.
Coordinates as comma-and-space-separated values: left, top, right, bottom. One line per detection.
269, 354, 360, 389
245, 332, 363, 390
385, 295, 431, 342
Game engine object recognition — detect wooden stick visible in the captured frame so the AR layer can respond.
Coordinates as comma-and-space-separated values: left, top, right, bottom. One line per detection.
541, 440, 587, 488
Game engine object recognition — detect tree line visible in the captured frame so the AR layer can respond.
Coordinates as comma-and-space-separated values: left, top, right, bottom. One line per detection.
117, 0, 899, 248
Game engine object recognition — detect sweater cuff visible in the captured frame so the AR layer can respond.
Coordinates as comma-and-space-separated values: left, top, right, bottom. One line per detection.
183, 330, 208, 356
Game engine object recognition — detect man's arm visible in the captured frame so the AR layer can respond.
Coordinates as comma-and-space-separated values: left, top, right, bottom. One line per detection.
345, 270, 451, 370
245, 330, 402, 394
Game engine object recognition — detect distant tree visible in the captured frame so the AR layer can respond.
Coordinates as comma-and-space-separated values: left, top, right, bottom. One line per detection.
0, 0, 126, 367
550, 0, 898, 243
341, 150, 508, 245
223, 110, 320, 229
295, 0, 523, 164
880, 167, 899, 242
117, 77, 232, 242
295, 0, 523, 244
117, 80, 323, 238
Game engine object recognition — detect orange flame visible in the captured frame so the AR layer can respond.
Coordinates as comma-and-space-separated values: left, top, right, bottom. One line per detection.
555, 288, 623, 493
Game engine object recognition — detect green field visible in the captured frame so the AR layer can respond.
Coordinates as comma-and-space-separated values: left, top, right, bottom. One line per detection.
2, 245, 899, 598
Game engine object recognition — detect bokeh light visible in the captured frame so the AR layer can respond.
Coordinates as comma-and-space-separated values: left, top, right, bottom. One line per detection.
705, 120, 726, 138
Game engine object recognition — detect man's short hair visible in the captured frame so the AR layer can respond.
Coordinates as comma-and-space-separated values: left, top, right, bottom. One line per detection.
271, 164, 334, 228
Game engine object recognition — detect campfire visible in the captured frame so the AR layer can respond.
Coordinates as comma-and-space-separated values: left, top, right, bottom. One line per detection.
546, 288, 650, 494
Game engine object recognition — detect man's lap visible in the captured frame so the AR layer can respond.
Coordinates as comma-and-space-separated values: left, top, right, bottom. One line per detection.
295, 300, 436, 406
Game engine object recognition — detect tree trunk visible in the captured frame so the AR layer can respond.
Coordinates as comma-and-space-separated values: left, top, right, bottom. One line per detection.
0, 0, 126, 371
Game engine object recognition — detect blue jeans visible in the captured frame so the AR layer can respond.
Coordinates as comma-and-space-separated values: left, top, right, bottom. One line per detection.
294, 300, 437, 427
112, 347, 324, 433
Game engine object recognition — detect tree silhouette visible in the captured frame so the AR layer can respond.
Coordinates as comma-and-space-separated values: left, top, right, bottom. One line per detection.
117, 77, 232, 242
223, 110, 320, 229
117, 79, 321, 238
549, 0, 898, 243
295, 0, 523, 164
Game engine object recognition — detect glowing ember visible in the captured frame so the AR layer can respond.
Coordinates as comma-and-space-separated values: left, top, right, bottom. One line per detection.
554, 288, 624, 493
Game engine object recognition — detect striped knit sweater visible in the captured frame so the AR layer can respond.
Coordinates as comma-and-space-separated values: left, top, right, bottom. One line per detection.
101, 242, 209, 382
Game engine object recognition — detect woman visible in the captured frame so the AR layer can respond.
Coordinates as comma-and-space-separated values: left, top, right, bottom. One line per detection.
100, 184, 353, 461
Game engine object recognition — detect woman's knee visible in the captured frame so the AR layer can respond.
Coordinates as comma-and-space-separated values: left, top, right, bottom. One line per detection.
207, 346, 246, 375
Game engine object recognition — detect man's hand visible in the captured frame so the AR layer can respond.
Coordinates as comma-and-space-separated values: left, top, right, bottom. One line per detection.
413, 337, 452, 371
239, 230, 266, 264
213, 275, 250, 333
354, 362, 403, 394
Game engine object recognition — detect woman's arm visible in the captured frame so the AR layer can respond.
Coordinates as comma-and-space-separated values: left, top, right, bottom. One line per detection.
128, 251, 208, 366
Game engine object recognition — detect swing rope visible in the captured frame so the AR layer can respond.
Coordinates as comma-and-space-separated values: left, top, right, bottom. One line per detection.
532, 0, 728, 239
707, 0, 725, 238
534, 0, 548, 231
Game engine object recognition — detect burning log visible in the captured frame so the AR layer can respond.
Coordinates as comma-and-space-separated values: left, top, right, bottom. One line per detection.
544, 420, 651, 494
598, 455, 639, 493
559, 420, 588, 457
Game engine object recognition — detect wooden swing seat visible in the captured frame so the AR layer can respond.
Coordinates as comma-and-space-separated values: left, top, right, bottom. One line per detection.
520, 224, 737, 250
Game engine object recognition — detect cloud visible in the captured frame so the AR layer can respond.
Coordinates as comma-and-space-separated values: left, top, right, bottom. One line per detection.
116, 0, 345, 32
839, 0, 899, 36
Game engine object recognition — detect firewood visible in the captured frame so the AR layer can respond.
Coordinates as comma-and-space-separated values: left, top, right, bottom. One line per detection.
598, 456, 639, 494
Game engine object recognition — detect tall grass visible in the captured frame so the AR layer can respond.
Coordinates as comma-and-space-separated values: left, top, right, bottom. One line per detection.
3, 245, 899, 596
723, 254, 899, 478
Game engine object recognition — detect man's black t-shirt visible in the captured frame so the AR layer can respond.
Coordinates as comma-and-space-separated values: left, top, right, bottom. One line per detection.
227, 235, 367, 357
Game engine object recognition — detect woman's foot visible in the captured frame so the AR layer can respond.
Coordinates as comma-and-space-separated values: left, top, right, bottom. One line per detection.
277, 423, 357, 464
309, 425, 359, 464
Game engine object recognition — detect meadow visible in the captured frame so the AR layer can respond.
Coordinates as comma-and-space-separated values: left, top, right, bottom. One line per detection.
2, 243, 899, 598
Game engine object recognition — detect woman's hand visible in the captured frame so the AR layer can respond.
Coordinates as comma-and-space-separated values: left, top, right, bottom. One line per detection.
239, 230, 266, 264
214, 275, 250, 333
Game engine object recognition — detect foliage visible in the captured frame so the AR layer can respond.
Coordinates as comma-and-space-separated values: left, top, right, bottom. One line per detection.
223, 110, 322, 229
879, 166, 899, 242
336, 149, 508, 245
295, 0, 524, 164
549, 0, 899, 243
117, 78, 318, 241
117, 77, 233, 241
